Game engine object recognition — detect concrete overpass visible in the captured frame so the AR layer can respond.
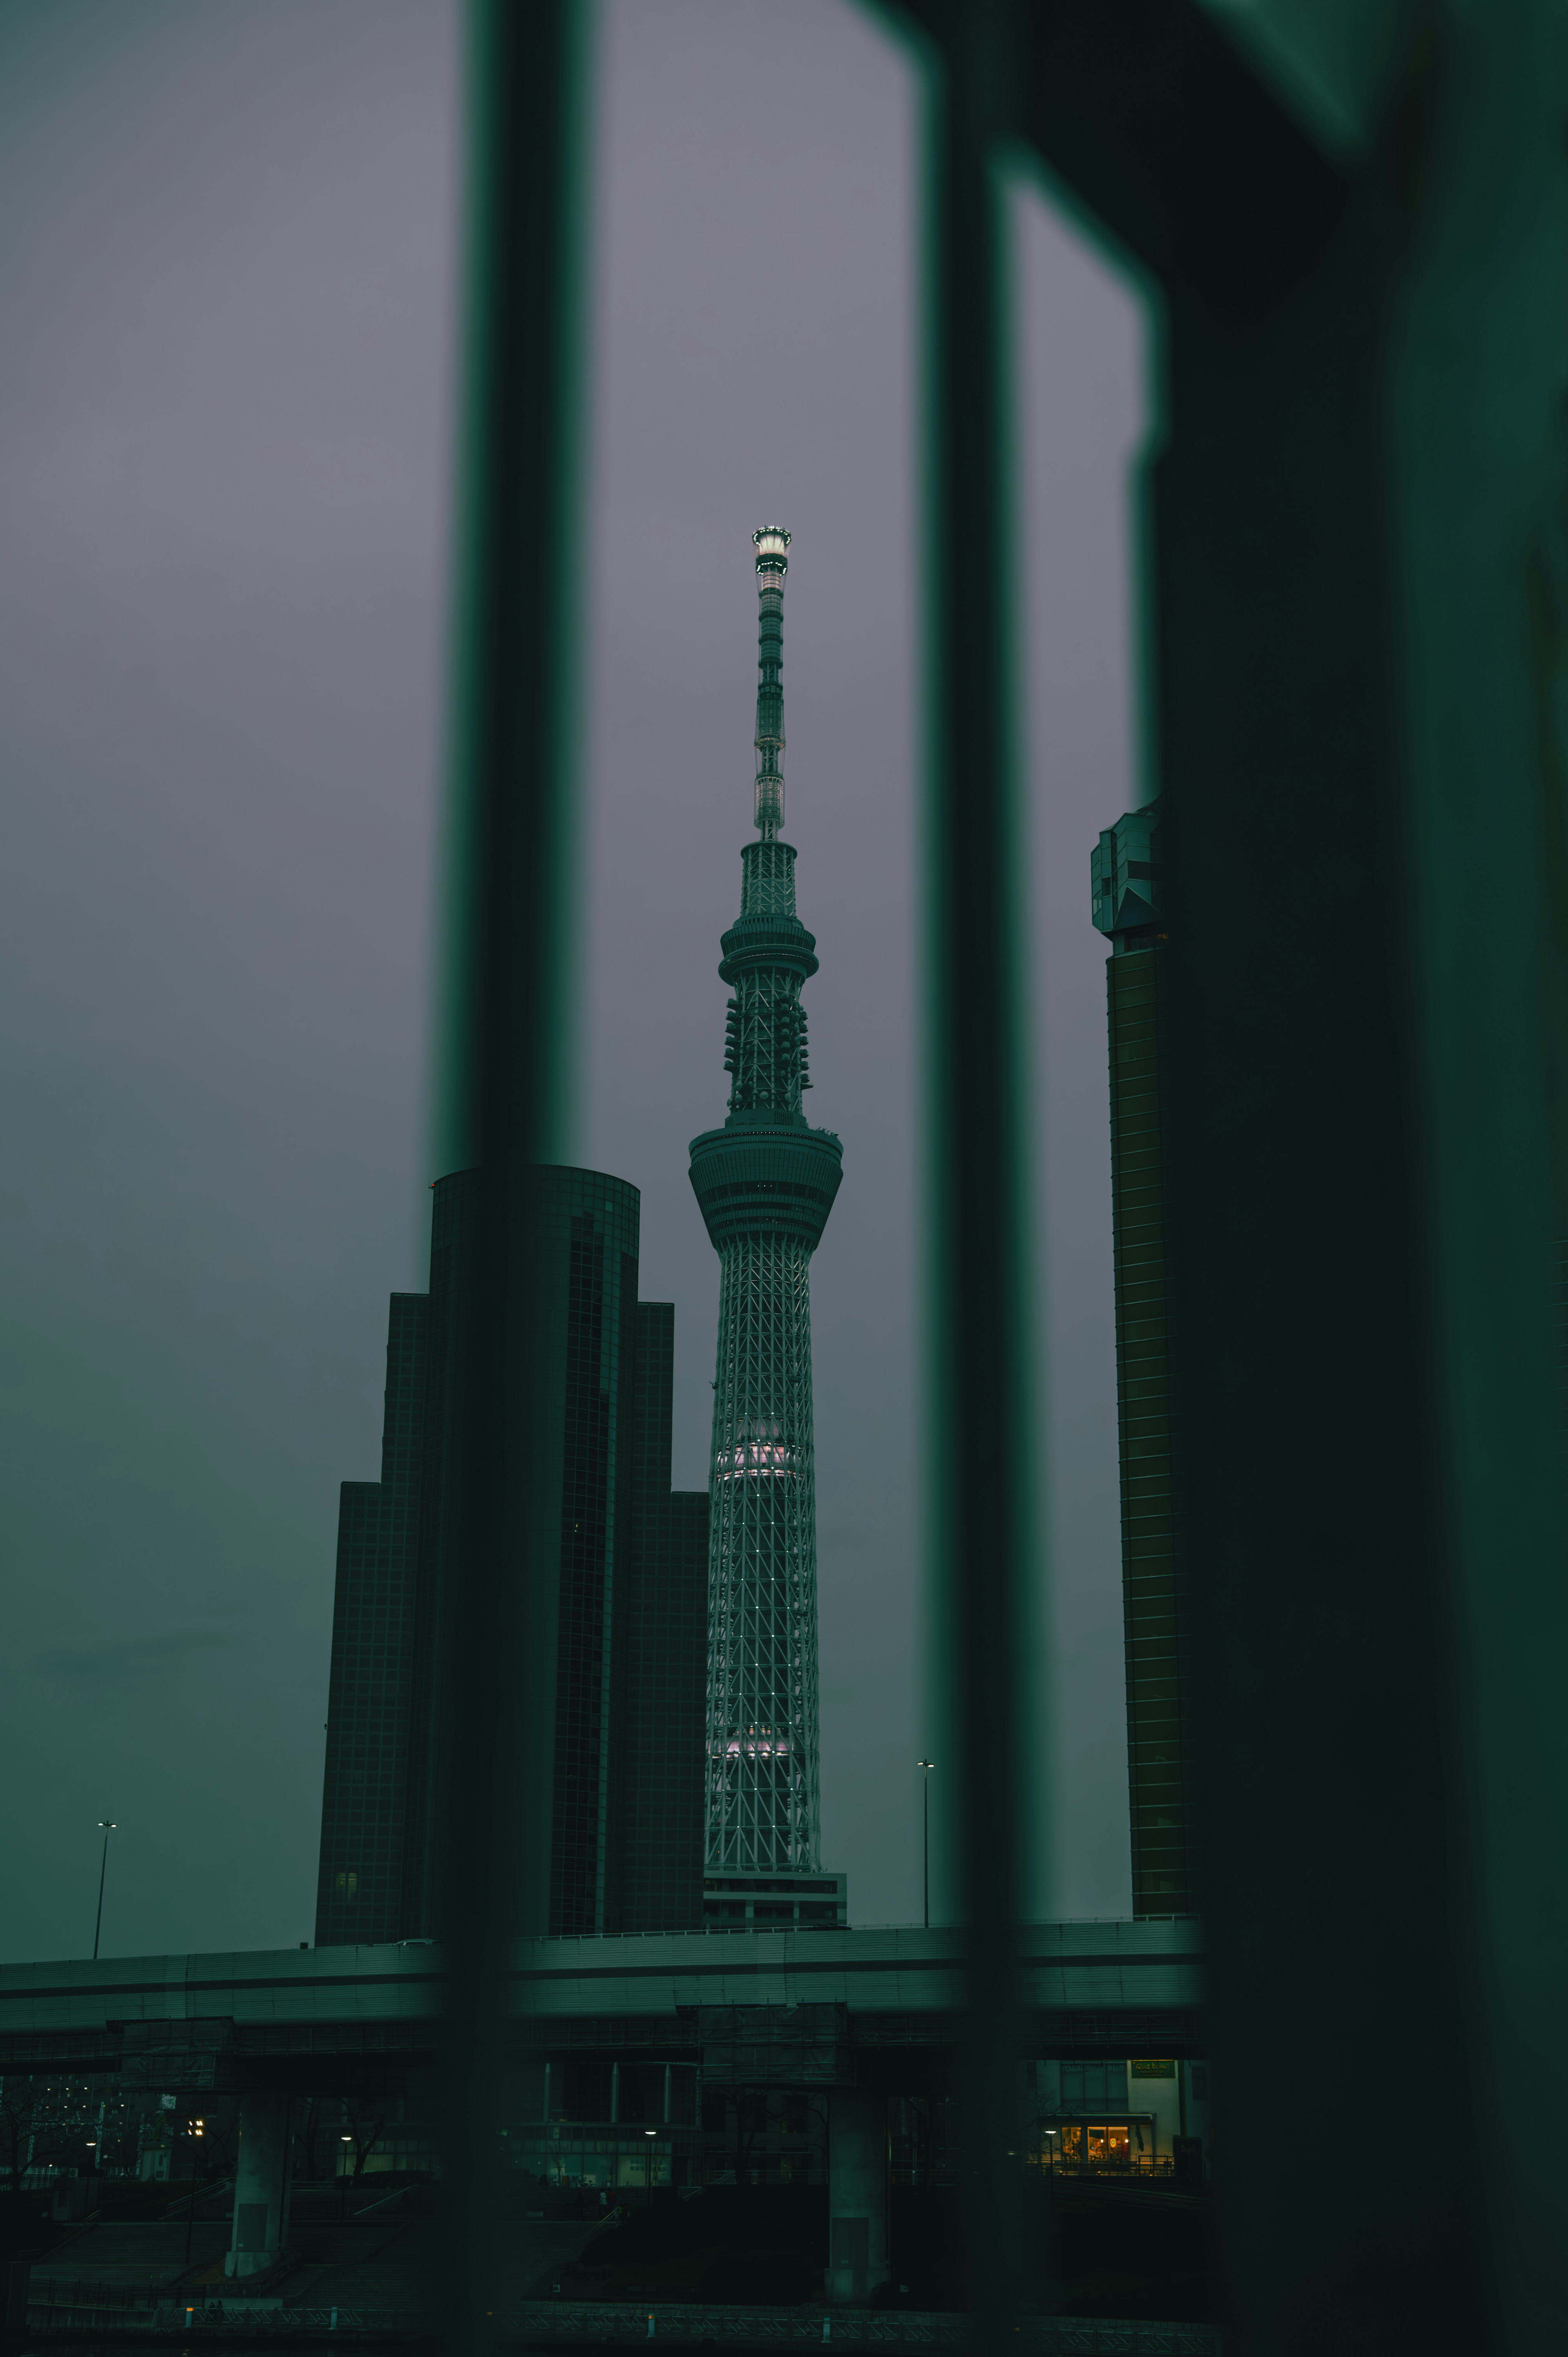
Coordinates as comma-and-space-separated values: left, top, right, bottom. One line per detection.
0, 1920, 1204, 2298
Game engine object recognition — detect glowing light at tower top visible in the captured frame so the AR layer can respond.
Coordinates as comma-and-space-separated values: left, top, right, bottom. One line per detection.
752, 526, 790, 838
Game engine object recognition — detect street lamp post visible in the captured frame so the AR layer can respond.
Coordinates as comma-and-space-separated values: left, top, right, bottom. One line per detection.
916, 1762, 935, 1930
92, 1822, 117, 1961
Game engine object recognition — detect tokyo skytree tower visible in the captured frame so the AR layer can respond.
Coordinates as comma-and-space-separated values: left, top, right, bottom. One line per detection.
688, 528, 844, 1878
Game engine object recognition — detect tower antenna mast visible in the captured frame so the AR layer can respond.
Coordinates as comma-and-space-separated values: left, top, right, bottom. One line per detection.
752, 527, 788, 838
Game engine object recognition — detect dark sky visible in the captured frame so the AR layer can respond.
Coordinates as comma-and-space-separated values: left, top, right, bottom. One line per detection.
0, 0, 1147, 1961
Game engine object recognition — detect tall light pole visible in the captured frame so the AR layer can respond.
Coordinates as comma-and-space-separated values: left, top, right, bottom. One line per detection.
92, 1822, 117, 1960
917, 1762, 935, 1930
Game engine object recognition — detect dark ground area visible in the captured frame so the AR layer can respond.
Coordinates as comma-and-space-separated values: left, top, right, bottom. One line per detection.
539, 2178, 1214, 2319
536, 2186, 825, 2309
3, 2172, 1215, 2324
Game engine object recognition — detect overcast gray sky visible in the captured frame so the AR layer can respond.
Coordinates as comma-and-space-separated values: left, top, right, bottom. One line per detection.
0, 0, 1147, 1960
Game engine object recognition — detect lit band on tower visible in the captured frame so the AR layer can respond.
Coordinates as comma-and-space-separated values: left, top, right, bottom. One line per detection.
689, 531, 844, 1886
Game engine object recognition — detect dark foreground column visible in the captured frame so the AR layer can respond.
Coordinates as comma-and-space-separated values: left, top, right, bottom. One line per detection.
225, 2092, 290, 2281
825, 2088, 889, 2303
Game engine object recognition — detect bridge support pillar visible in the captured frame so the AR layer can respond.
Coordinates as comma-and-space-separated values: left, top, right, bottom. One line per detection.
225, 2091, 290, 2280
824, 2087, 889, 2303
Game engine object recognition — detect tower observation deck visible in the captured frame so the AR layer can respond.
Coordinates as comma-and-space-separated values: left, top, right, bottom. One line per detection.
689, 530, 844, 1897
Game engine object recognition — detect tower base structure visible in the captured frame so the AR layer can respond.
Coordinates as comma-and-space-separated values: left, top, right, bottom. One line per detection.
701, 1866, 848, 1931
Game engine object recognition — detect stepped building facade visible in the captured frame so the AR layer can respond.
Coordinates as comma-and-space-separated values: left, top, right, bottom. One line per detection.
314, 1167, 709, 1946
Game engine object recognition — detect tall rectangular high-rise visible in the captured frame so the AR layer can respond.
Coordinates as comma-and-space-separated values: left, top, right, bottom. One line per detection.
543, 1172, 640, 1936
1091, 801, 1196, 1916
313, 1166, 707, 1945
617, 1304, 710, 1933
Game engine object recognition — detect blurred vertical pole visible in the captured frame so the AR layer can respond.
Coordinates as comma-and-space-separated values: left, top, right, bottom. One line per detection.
1382, 6, 1568, 2341
889, 2, 1568, 2342
923, 0, 1034, 2328
435, 2, 588, 2350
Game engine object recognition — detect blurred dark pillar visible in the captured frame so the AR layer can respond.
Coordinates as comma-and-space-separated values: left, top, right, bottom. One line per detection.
1377, 5, 1568, 2343
434, 2, 587, 2349
920, 0, 1035, 2333
1148, 100, 1497, 2357
888, 0, 1568, 2346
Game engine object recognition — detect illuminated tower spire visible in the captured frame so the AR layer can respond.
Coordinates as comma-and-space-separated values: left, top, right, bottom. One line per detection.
688, 531, 844, 1888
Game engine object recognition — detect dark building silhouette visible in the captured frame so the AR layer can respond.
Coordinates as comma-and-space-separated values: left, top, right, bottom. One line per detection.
314, 1293, 430, 1944
541, 1171, 641, 1938
619, 1304, 710, 1932
1091, 802, 1196, 1918
314, 1165, 709, 1947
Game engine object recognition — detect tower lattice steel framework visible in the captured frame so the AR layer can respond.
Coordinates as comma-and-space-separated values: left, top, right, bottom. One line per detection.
688, 529, 844, 1874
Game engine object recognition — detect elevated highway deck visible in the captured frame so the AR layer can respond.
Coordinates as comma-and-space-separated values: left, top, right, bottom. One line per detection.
0, 1922, 1205, 2287
0, 1919, 1203, 2085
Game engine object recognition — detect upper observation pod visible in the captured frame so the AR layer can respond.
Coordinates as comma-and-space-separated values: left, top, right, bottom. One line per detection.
753, 527, 791, 838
